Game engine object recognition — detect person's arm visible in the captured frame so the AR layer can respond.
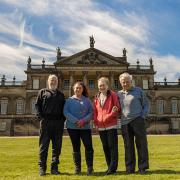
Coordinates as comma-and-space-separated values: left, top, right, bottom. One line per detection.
35, 89, 43, 120
93, 99, 98, 126
81, 99, 93, 123
61, 94, 66, 122
63, 99, 79, 123
105, 93, 121, 122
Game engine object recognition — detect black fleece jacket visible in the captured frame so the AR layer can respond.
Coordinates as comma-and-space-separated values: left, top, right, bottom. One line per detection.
35, 88, 65, 121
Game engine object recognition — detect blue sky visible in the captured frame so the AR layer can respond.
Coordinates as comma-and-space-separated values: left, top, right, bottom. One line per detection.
0, 0, 180, 81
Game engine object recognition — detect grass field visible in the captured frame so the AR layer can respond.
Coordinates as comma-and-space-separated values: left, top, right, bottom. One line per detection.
0, 135, 180, 180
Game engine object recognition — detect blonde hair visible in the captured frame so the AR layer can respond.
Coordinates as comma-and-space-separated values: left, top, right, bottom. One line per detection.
119, 73, 132, 81
98, 77, 109, 86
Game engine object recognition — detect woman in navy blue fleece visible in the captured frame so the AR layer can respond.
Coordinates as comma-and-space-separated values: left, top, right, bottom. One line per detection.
64, 82, 94, 175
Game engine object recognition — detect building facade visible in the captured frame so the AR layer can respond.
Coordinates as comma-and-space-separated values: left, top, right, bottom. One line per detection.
0, 38, 180, 136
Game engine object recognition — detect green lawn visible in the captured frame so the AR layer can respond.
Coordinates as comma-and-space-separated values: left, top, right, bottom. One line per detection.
0, 135, 180, 180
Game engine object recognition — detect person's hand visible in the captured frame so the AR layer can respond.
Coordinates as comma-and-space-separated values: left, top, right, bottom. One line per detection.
94, 125, 98, 130
112, 106, 118, 112
76, 120, 86, 128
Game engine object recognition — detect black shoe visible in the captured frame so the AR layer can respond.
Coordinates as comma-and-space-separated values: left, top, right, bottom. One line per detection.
51, 169, 60, 175
73, 152, 81, 174
139, 169, 147, 174
126, 169, 135, 174
74, 168, 81, 174
87, 166, 94, 175
39, 169, 46, 176
105, 170, 116, 175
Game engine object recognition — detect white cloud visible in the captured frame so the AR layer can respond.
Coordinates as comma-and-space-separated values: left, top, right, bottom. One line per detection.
0, 0, 180, 82
3, 0, 50, 16
0, 43, 56, 80
153, 55, 180, 82
19, 18, 25, 47
48, 25, 55, 41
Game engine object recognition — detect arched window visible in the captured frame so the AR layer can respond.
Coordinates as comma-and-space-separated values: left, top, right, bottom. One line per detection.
171, 98, 178, 114
16, 98, 24, 114
157, 99, 164, 114
31, 98, 36, 114
0, 98, 8, 114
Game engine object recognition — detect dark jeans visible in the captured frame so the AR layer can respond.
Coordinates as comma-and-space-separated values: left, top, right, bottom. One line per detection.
39, 119, 64, 170
99, 129, 118, 172
67, 129, 93, 153
121, 117, 149, 171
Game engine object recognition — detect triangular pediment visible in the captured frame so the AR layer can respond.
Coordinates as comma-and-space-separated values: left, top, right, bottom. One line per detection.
55, 48, 128, 66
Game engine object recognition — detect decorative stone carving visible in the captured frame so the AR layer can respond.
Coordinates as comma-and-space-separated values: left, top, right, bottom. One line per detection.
77, 52, 107, 64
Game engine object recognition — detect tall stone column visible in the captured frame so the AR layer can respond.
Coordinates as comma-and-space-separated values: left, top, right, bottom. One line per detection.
82, 71, 88, 86
96, 71, 101, 80
96, 71, 102, 89
69, 71, 74, 97
109, 71, 115, 89
57, 71, 63, 90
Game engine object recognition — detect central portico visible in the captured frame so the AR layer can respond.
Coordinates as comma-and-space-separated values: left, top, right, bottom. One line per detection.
54, 46, 128, 97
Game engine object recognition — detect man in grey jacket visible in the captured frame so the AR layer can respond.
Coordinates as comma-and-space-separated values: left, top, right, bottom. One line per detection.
118, 72, 149, 174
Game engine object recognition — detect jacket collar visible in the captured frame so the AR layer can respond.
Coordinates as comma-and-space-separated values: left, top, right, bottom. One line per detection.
96, 90, 111, 99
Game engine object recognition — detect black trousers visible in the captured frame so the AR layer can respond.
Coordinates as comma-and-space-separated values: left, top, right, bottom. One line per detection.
67, 129, 93, 153
99, 129, 118, 172
39, 119, 64, 170
121, 117, 149, 171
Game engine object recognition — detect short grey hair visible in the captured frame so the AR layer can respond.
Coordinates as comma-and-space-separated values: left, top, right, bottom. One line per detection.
48, 74, 58, 82
119, 73, 132, 81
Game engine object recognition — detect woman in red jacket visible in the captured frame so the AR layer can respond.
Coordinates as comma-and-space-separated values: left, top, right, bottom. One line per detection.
93, 77, 120, 175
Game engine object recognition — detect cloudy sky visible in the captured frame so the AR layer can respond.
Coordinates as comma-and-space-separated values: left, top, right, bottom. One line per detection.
0, 0, 180, 81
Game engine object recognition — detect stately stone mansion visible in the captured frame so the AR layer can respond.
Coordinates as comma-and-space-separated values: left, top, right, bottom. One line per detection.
0, 37, 180, 136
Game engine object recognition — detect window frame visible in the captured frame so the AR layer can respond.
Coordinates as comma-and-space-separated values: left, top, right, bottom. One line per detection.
64, 79, 70, 90
171, 99, 178, 114
0, 98, 8, 115
89, 80, 95, 89
143, 79, 149, 90
33, 79, 39, 90
16, 98, 24, 115
157, 99, 164, 115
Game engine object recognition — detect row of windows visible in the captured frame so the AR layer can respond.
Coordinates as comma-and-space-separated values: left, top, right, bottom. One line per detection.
0, 98, 179, 115
64, 80, 120, 90
0, 98, 36, 115
156, 99, 179, 115
32, 79, 149, 90
64, 80, 101, 89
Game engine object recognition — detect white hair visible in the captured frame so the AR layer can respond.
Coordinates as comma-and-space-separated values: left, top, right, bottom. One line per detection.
119, 73, 132, 81
48, 74, 58, 82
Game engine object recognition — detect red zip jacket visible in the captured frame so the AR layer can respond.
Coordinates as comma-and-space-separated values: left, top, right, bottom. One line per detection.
93, 90, 121, 128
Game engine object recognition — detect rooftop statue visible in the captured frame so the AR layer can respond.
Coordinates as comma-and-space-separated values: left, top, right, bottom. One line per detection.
89, 35, 95, 48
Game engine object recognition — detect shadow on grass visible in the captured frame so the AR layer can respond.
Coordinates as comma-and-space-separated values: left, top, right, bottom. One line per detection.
81, 169, 180, 176
45, 172, 72, 176
43, 170, 180, 177
148, 169, 180, 175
